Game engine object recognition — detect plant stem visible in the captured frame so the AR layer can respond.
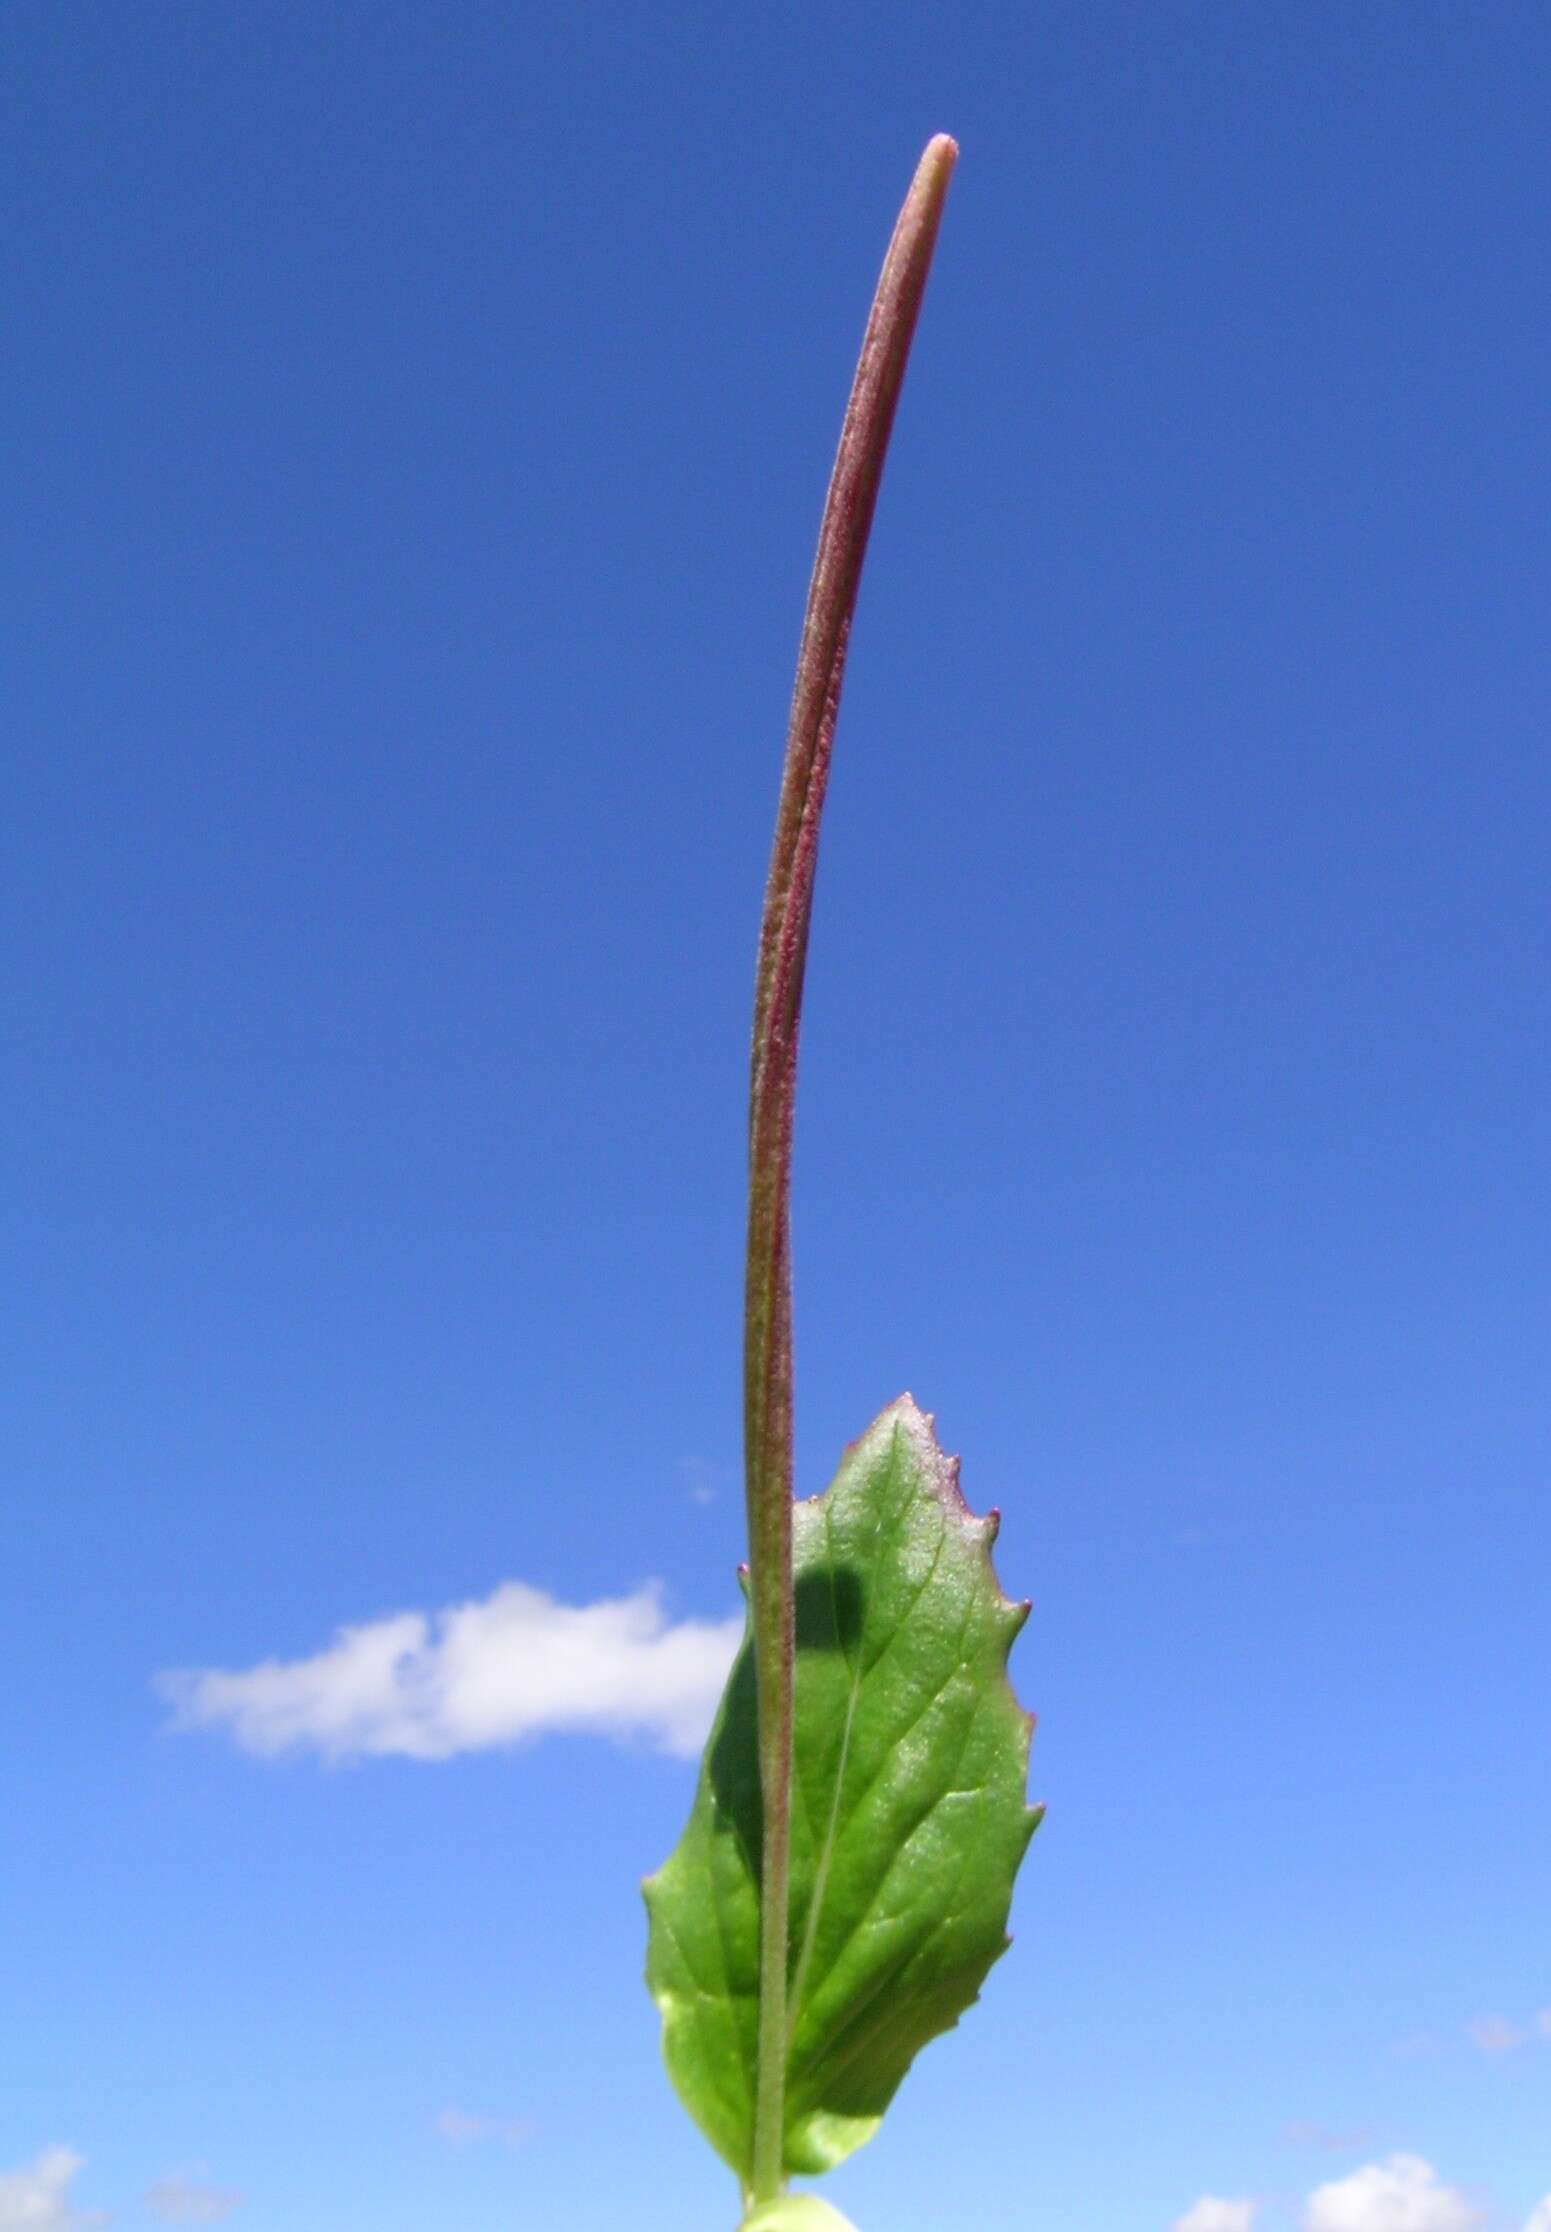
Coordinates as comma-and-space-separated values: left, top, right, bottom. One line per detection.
743, 132, 957, 2209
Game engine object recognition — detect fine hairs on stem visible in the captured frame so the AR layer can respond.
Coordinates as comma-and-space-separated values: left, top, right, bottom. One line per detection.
741, 133, 958, 2209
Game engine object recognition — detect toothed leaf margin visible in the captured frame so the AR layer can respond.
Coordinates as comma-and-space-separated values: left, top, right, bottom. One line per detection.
644, 1397, 1040, 2184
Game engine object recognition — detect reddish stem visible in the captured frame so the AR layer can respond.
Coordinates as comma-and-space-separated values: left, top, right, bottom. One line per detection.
743, 132, 957, 2207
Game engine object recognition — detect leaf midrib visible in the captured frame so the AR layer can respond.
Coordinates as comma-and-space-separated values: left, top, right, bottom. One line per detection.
785, 1429, 940, 2049
784, 1486, 870, 2047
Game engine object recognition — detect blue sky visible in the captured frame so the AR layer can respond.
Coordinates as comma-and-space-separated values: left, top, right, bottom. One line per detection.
3, 4, 1548, 2229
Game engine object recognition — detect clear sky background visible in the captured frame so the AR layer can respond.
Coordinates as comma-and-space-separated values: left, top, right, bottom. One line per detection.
4, 6, 1548, 2231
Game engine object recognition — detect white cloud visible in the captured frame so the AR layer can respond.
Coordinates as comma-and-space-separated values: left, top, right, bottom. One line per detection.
160, 1580, 742, 1761
434, 2109, 531, 2149
1175, 2201, 1258, 2232
0, 2150, 103, 2231
1305, 2155, 1482, 2232
1523, 2202, 1551, 2232
144, 2169, 243, 2226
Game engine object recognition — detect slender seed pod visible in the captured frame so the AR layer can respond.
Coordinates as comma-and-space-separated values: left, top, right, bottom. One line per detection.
742, 132, 958, 2207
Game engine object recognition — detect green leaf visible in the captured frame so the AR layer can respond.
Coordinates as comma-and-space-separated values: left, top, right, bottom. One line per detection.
644, 1396, 1040, 2185
740, 2200, 860, 2232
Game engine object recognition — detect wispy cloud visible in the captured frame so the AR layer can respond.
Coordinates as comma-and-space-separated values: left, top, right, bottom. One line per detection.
0, 2150, 103, 2232
1464, 2004, 1551, 2057
160, 1580, 742, 1761
1174, 2200, 1258, 2232
145, 2168, 244, 2225
1524, 2201, 1551, 2232
1304, 2155, 1482, 2232
434, 2109, 532, 2149
680, 1457, 723, 1507
1284, 2124, 1376, 2154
